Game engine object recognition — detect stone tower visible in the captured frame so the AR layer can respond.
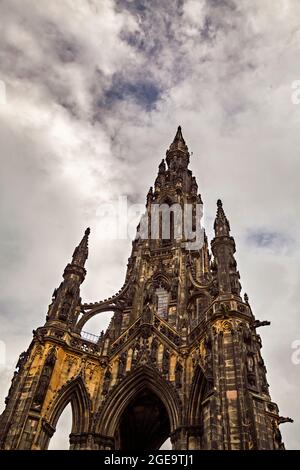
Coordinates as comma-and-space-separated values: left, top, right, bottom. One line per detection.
0, 127, 291, 450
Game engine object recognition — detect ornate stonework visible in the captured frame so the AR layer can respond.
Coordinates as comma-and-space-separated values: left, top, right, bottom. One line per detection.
0, 127, 291, 450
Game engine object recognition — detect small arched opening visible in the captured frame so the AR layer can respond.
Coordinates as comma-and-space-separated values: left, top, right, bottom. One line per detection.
48, 403, 72, 450
80, 311, 115, 343
39, 377, 91, 450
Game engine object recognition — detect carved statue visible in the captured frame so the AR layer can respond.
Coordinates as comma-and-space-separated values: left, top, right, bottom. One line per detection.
16, 351, 27, 372
118, 352, 127, 378
102, 369, 112, 396
220, 302, 230, 317
32, 348, 56, 409
150, 339, 158, 362
162, 349, 170, 375
59, 290, 73, 321
246, 352, 256, 386
272, 420, 284, 449
175, 361, 183, 388
143, 302, 152, 324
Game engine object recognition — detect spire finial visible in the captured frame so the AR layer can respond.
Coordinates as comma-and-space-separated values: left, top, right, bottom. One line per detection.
173, 125, 185, 144
166, 126, 189, 167
214, 199, 230, 236
71, 227, 90, 267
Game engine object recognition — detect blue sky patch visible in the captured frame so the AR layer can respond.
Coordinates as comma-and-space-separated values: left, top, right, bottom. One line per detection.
246, 229, 294, 252
104, 74, 161, 111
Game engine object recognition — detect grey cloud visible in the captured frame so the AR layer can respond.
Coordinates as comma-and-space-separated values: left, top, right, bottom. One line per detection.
246, 229, 295, 252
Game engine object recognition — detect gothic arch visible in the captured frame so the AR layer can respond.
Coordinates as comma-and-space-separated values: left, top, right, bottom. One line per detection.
95, 365, 181, 444
75, 306, 123, 333
187, 364, 208, 425
152, 273, 171, 291
39, 376, 91, 449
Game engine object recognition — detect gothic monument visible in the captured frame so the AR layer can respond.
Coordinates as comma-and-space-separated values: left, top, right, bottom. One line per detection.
0, 128, 291, 450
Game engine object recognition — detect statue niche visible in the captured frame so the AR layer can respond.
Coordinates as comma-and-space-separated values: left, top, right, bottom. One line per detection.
59, 288, 76, 322
32, 348, 56, 410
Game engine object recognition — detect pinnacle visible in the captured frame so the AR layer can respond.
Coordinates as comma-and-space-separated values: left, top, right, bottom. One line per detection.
167, 126, 189, 157
173, 125, 185, 144
214, 198, 230, 235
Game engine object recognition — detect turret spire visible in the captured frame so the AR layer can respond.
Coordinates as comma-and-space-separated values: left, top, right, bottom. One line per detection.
166, 126, 189, 169
72, 227, 90, 268
45, 228, 90, 325
168, 125, 189, 153
214, 199, 230, 237
211, 200, 241, 296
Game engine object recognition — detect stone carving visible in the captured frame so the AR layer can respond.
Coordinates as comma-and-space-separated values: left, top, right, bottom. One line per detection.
278, 416, 293, 424
246, 352, 256, 387
254, 320, 271, 328
142, 302, 152, 324
59, 290, 73, 321
175, 360, 183, 389
102, 368, 112, 396
272, 420, 284, 450
117, 352, 127, 378
32, 347, 56, 410
16, 351, 27, 372
162, 349, 170, 375
150, 338, 159, 362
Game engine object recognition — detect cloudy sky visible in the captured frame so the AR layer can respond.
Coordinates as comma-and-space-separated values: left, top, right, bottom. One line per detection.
0, 0, 300, 450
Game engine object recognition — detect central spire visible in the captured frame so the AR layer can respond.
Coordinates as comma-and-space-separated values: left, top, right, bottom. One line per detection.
174, 125, 185, 144
166, 126, 189, 169
169, 125, 188, 152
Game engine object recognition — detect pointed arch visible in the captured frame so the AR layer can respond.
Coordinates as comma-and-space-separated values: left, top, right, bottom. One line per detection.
38, 376, 92, 449
75, 306, 122, 333
152, 273, 171, 291
48, 376, 91, 433
187, 364, 208, 425
95, 365, 181, 439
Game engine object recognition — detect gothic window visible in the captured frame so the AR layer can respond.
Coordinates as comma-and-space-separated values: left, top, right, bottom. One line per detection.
156, 287, 169, 320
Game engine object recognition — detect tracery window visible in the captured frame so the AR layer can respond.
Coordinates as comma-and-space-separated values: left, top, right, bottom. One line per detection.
156, 287, 169, 319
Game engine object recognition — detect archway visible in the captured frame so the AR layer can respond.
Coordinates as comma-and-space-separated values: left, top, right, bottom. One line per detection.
38, 377, 91, 449
48, 403, 72, 450
186, 365, 208, 449
96, 365, 181, 450
116, 388, 170, 450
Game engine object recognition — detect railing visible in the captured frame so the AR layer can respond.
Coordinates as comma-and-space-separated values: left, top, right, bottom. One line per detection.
81, 331, 100, 344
